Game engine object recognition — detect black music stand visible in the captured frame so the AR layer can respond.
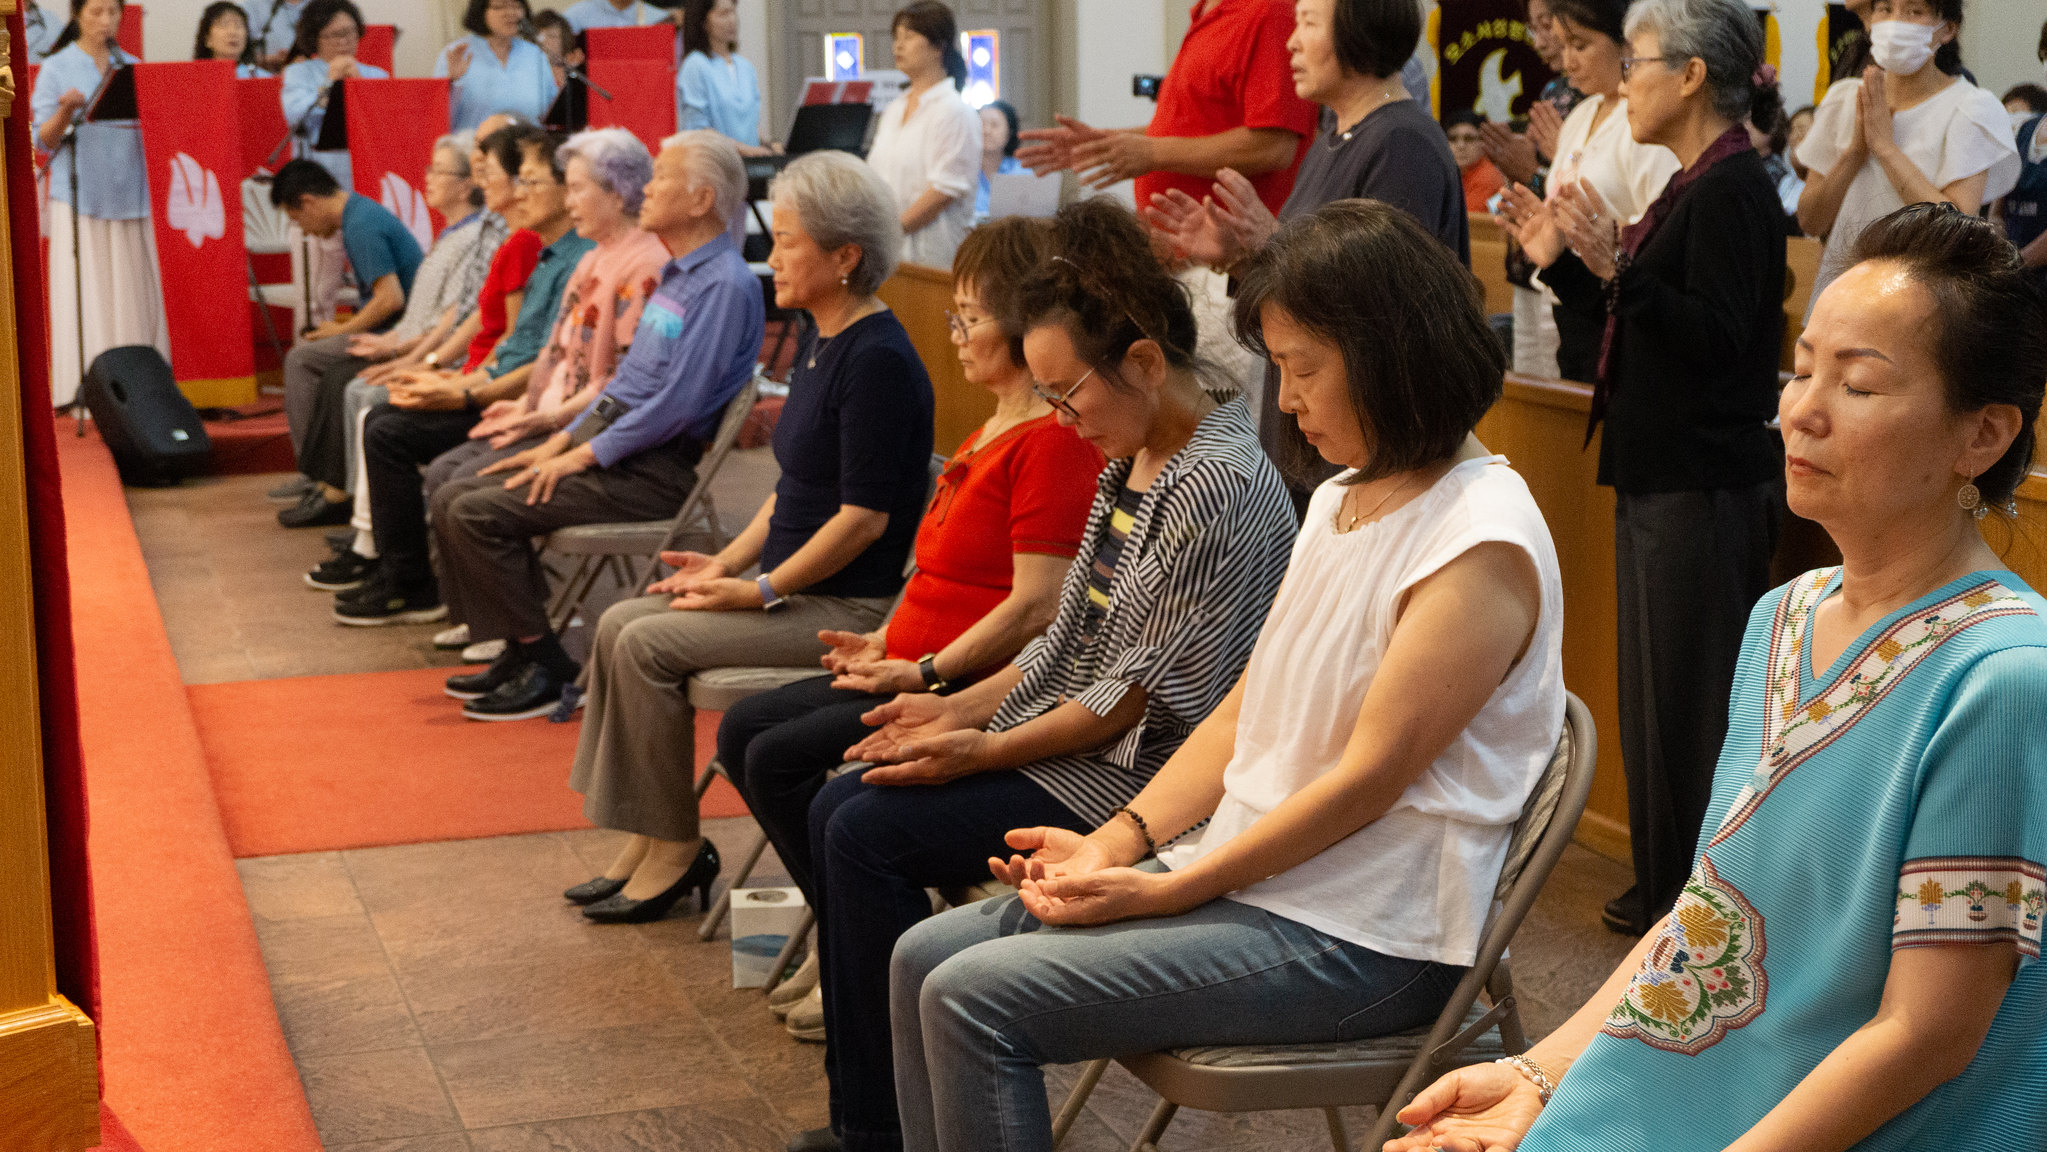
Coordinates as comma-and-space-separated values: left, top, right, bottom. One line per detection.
545, 76, 590, 134
57, 59, 137, 432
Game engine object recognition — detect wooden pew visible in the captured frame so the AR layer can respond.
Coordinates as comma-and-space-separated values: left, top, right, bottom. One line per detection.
1469, 212, 1514, 317
876, 262, 994, 457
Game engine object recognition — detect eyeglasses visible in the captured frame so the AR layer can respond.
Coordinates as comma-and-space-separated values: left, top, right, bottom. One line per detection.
513, 176, 558, 192
318, 27, 360, 43
425, 165, 468, 179
944, 309, 996, 341
1618, 54, 1682, 80
1031, 366, 1094, 420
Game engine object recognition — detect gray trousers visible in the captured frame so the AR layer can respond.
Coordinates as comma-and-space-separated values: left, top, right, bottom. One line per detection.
283, 331, 368, 488
569, 592, 890, 842
430, 437, 705, 642
341, 377, 388, 495
1613, 481, 1781, 927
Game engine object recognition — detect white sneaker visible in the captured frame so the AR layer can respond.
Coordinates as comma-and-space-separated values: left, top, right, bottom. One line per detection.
432, 623, 470, 650
784, 985, 825, 1043
462, 638, 507, 663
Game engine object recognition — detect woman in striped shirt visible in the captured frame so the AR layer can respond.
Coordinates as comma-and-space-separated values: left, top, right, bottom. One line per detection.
793, 197, 1298, 1152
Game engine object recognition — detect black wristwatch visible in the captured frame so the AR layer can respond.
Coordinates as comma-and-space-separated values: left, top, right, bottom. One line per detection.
461, 387, 480, 414
918, 654, 950, 694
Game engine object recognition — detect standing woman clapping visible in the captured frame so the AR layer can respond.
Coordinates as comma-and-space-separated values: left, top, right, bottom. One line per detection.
436, 0, 559, 132
34, 0, 168, 409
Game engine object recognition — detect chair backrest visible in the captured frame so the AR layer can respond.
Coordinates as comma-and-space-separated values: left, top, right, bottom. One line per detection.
657, 376, 763, 552
882, 453, 953, 615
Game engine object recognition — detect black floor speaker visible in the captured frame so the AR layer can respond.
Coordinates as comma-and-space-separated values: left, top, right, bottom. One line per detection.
81, 346, 212, 486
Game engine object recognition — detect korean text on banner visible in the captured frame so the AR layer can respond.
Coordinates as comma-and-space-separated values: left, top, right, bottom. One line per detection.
132, 60, 255, 387
586, 25, 677, 153
343, 77, 452, 253
1431, 0, 1556, 122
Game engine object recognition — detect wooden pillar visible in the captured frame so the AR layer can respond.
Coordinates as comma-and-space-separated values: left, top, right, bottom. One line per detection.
0, 13, 102, 1150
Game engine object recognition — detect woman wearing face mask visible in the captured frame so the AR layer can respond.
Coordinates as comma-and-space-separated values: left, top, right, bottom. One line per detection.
1795, 0, 2018, 307
1997, 37, 2047, 287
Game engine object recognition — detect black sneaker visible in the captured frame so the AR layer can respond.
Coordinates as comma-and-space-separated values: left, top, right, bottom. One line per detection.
333, 571, 446, 627
462, 660, 571, 721
279, 488, 352, 528
445, 643, 526, 700
305, 549, 377, 592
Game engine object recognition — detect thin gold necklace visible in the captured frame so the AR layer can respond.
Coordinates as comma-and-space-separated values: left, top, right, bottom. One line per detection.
1334, 473, 1417, 533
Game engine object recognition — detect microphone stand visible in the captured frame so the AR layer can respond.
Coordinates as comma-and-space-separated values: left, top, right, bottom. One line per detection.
54, 43, 127, 436
527, 25, 615, 103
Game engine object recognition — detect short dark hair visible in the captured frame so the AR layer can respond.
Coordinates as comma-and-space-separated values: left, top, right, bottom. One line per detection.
952, 216, 1051, 366
289, 0, 364, 64
893, 1, 968, 90
1333, 0, 1424, 79
480, 121, 545, 182
1017, 197, 1202, 384
2003, 83, 2047, 114
1443, 109, 1487, 132
1851, 203, 2046, 508
984, 99, 1021, 158
269, 157, 343, 208
1928, 0, 1964, 77
1545, 0, 1625, 44
523, 131, 571, 182
1234, 200, 1505, 487
462, 0, 529, 39
193, 1, 255, 65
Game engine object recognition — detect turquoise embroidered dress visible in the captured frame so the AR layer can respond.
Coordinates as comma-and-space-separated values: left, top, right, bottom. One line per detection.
1523, 567, 2047, 1152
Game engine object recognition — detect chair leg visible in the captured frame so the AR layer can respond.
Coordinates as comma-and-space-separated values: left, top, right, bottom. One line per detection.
1050, 1058, 1109, 1149
762, 912, 814, 994
1129, 1099, 1177, 1152
1324, 1107, 1350, 1152
694, 763, 718, 799
697, 828, 770, 941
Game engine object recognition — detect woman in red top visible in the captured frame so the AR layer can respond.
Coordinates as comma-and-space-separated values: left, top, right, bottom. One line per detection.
704, 219, 1103, 933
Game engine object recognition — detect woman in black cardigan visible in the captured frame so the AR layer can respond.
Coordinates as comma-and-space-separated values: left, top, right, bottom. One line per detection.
1501, 0, 1786, 936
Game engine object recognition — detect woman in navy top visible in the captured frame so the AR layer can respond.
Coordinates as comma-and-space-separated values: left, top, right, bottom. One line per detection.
33, 0, 168, 408
675, 0, 768, 154
434, 0, 560, 131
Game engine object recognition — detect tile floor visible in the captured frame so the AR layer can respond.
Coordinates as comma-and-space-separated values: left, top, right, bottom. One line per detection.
132, 452, 1643, 1152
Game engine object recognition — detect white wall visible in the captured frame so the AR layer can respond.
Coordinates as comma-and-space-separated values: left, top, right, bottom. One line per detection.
1962, 5, 2044, 101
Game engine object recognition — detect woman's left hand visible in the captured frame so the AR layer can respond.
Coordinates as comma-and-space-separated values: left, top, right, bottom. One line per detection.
669, 576, 764, 612
1857, 66, 1897, 159
1017, 864, 1189, 926
832, 657, 922, 695
1553, 179, 1619, 280
860, 729, 994, 786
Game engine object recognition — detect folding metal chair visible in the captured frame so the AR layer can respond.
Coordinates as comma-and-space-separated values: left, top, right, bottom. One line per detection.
1049, 691, 1598, 1152
542, 377, 763, 635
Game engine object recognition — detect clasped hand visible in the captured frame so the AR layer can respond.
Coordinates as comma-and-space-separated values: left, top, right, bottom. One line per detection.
643, 550, 759, 611
478, 432, 592, 505
1143, 168, 1277, 272
988, 826, 1187, 926
817, 629, 921, 694
843, 694, 989, 785
1497, 178, 1618, 279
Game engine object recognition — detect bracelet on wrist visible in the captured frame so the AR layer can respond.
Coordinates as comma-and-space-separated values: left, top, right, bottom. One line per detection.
1496, 1055, 1558, 1105
1111, 805, 1157, 859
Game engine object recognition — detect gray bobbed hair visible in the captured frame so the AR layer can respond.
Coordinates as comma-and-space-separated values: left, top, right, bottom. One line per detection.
561, 127, 655, 216
1623, 0, 1766, 122
768, 150, 903, 296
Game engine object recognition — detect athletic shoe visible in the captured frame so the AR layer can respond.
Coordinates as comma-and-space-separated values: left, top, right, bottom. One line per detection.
278, 489, 352, 529
432, 623, 471, 650
784, 986, 825, 1043
461, 661, 571, 721
444, 644, 525, 700
333, 571, 446, 627
266, 475, 313, 502
305, 549, 376, 592
462, 638, 507, 663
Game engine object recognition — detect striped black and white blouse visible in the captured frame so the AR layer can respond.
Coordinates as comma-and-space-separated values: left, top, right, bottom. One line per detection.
991, 397, 1298, 826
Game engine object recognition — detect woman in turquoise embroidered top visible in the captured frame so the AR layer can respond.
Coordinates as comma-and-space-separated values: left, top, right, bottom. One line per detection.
1385, 204, 2047, 1152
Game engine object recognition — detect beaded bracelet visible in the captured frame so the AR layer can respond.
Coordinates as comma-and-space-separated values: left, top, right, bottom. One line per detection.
1495, 1055, 1557, 1105
1111, 805, 1157, 858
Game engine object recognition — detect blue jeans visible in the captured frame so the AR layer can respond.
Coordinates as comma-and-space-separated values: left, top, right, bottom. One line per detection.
891, 877, 1466, 1152
810, 768, 1092, 1151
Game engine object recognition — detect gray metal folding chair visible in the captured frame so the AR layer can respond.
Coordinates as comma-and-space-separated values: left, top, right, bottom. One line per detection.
692, 452, 951, 948
1049, 691, 1597, 1152
542, 376, 763, 635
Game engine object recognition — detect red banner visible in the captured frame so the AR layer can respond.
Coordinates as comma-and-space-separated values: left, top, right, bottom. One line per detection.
343, 77, 451, 253
237, 76, 288, 179
132, 61, 254, 386
119, 5, 143, 59
586, 26, 677, 152
359, 25, 397, 74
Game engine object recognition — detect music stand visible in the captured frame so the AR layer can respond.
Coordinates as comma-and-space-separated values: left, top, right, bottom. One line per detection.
58, 59, 138, 433
313, 80, 349, 152
545, 76, 590, 134
784, 103, 872, 157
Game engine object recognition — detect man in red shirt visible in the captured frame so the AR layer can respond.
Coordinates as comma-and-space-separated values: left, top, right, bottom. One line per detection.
1016, 0, 1317, 215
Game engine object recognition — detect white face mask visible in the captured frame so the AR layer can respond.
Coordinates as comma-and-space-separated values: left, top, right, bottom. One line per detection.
2016, 110, 2038, 135
1869, 19, 1938, 76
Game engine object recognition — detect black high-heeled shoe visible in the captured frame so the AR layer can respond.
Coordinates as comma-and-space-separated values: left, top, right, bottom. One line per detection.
581, 840, 721, 924
562, 875, 627, 905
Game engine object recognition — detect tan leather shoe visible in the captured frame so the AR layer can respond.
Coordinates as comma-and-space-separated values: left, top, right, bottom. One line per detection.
784, 985, 825, 1043
768, 951, 820, 1018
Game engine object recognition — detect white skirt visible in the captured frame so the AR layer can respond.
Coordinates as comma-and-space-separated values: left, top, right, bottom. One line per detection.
45, 208, 171, 408
1510, 284, 1560, 379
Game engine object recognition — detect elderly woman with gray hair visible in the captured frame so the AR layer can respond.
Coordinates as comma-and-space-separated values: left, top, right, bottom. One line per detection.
558, 149, 934, 919
1499, 0, 1787, 937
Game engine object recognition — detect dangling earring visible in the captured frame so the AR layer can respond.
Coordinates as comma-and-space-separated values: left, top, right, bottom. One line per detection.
1957, 481, 1987, 519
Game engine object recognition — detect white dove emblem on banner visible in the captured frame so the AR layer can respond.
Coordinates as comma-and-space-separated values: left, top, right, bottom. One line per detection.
380, 173, 436, 251
165, 152, 226, 249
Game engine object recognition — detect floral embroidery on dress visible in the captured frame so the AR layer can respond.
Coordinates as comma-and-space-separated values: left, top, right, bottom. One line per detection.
1895, 857, 2046, 959
1603, 857, 1767, 1055
1711, 572, 2034, 847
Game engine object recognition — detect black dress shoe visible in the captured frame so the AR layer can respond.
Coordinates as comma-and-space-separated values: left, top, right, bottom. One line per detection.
563, 875, 628, 904
445, 644, 525, 700
1603, 886, 1649, 935
461, 660, 571, 721
785, 1128, 840, 1152
582, 841, 722, 923
278, 488, 352, 528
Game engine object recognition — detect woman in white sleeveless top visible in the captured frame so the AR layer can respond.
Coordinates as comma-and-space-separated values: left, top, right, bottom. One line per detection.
888, 200, 1567, 1152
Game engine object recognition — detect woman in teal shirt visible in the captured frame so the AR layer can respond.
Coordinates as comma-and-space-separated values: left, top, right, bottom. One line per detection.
1391, 203, 2046, 1152
434, 0, 559, 132
674, 0, 768, 155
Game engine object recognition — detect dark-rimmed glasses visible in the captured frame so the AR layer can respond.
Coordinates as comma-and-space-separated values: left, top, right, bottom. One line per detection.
1031, 366, 1094, 420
